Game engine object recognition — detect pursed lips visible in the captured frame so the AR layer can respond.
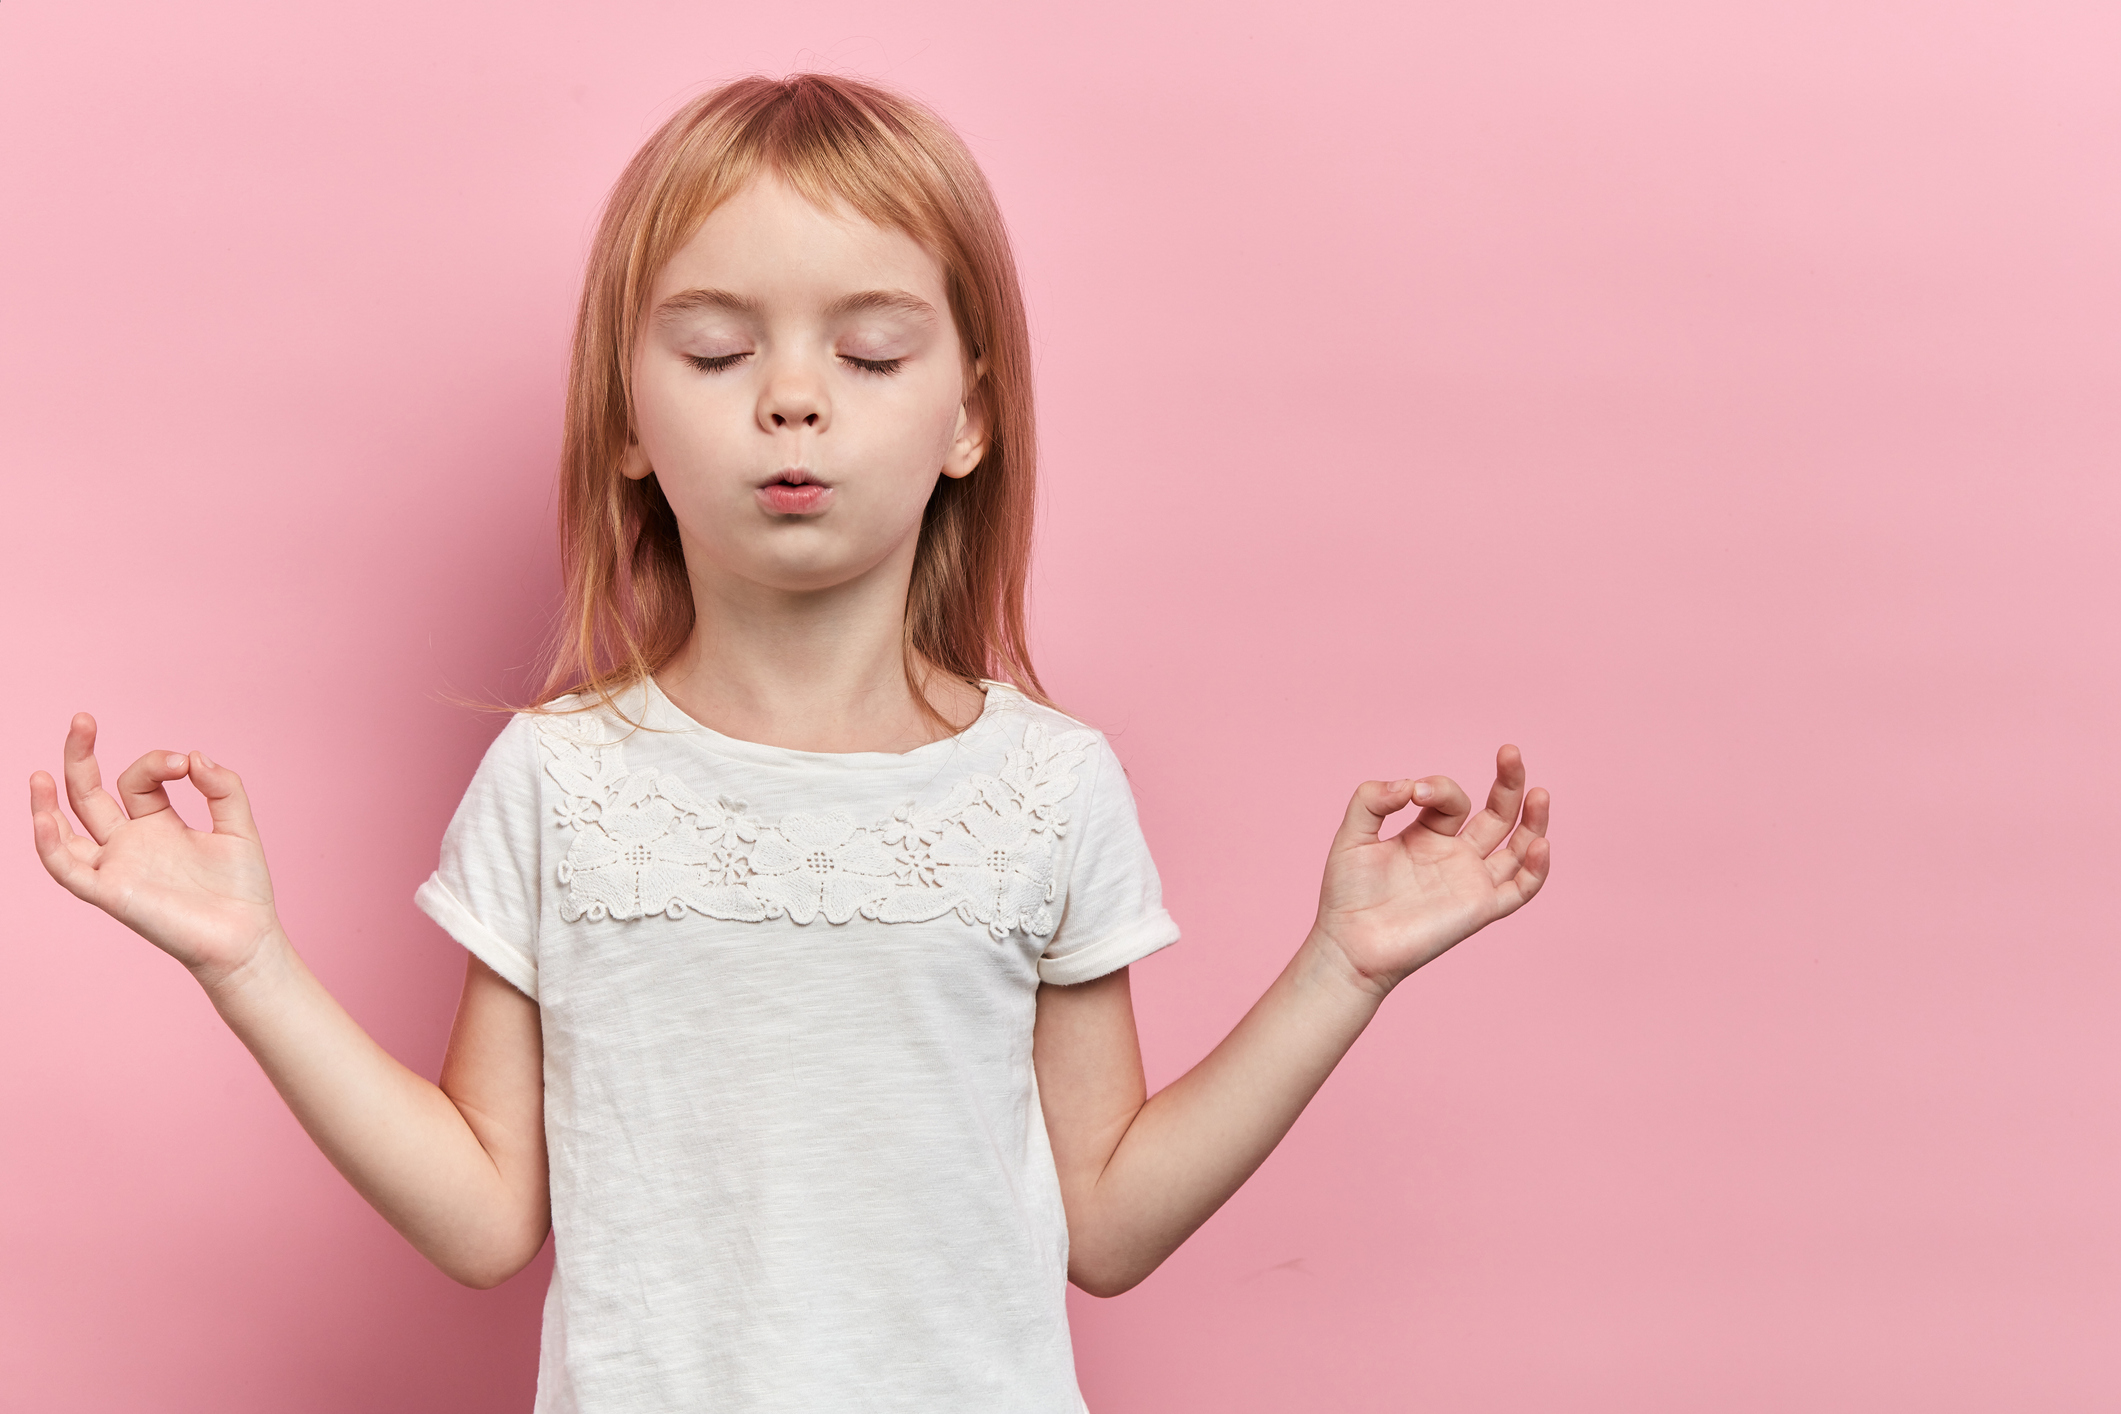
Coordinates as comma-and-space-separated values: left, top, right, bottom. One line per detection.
757, 468, 831, 514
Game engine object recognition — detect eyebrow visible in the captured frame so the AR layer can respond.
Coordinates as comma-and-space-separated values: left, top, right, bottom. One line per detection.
655, 288, 758, 320
653, 287, 939, 323
822, 289, 938, 321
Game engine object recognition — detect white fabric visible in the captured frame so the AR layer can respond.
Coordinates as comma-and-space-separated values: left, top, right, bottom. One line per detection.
414, 679, 1179, 1413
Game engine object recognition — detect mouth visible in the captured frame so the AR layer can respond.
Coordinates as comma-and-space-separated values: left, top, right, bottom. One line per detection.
756, 468, 832, 515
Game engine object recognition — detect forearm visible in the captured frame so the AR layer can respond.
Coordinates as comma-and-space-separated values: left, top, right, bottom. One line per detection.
1066, 932, 1384, 1295
203, 936, 544, 1287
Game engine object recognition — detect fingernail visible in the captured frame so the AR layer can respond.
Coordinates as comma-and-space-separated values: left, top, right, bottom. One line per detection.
165, 753, 187, 771
1413, 782, 1433, 802
197, 752, 215, 770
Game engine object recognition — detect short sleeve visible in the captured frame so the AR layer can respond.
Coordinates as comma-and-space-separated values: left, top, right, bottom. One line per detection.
1038, 735, 1181, 985
414, 713, 544, 1000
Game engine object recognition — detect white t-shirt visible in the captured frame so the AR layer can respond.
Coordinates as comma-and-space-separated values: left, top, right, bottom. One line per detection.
414, 678, 1180, 1413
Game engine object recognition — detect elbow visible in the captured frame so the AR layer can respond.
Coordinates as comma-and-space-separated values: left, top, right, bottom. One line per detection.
1070, 1272, 1143, 1300
450, 1261, 518, 1292
441, 1224, 550, 1290
1063, 1204, 1176, 1297
1067, 1252, 1155, 1300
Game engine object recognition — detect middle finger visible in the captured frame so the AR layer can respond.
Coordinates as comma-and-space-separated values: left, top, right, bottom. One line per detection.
60, 714, 128, 844
1460, 745, 1528, 856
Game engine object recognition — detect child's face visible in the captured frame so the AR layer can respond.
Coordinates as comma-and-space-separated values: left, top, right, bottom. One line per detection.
627, 173, 986, 602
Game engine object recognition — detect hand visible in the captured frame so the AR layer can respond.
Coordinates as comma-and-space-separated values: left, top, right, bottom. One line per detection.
29, 713, 284, 992
1309, 745, 1551, 996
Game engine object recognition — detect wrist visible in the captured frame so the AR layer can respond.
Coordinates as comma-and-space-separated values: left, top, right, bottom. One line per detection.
1297, 925, 1401, 1008
193, 922, 296, 1013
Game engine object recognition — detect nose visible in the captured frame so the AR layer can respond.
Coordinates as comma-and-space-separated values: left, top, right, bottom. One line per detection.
757, 354, 829, 434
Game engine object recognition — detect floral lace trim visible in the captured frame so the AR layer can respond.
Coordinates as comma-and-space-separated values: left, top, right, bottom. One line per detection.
534, 703, 1097, 940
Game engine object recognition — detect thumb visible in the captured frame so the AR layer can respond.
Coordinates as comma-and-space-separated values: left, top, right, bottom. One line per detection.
188, 752, 262, 844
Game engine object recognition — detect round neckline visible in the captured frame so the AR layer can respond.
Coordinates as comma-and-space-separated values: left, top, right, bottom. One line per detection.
638, 674, 1014, 770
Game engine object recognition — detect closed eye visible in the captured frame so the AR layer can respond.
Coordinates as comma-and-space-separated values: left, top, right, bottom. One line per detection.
841, 356, 904, 376
685, 352, 750, 373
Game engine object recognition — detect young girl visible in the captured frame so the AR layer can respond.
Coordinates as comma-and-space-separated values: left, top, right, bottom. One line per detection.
29, 74, 1550, 1412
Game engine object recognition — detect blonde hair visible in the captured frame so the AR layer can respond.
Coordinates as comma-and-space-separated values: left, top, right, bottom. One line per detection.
533, 74, 1049, 724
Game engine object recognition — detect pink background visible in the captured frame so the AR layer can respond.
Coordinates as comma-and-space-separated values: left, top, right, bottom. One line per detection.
3, 1, 2115, 1409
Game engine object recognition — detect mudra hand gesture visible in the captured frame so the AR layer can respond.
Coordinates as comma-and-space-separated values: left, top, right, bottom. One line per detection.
29, 713, 282, 992
1312, 745, 1551, 995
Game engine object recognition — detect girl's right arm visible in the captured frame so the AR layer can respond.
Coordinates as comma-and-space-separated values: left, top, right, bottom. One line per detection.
28, 713, 549, 1289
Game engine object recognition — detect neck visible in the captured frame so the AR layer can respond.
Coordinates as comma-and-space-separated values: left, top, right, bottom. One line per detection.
654, 535, 982, 754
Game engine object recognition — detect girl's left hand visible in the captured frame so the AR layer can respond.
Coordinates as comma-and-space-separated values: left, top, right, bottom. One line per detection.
1309, 745, 1550, 997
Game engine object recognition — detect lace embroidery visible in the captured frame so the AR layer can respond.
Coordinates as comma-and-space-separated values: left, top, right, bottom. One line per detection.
535, 707, 1097, 940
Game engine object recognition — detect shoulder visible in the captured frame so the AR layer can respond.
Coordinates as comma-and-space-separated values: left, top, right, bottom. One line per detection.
975, 684, 1134, 807
452, 689, 650, 802
979, 681, 1099, 738
479, 703, 597, 768
514, 682, 657, 748
980, 684, 1110, 758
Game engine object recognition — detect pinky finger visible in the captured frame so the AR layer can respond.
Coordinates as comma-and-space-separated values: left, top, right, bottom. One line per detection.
1509, 836, 1552, 907
1486, 787, 1552, 884
30, 782, 100, 901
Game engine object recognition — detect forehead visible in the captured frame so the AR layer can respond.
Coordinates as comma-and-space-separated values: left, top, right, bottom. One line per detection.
648, 173, 948, 309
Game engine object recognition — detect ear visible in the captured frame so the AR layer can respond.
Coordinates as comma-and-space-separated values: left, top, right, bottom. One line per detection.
941, 358, 989, 481
620, 434, 654, 482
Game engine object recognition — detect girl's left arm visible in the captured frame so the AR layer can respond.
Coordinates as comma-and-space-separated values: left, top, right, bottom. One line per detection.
1034, 745, 1550, 1297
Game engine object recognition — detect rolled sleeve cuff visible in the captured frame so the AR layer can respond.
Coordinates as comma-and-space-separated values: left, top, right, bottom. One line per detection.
415, 874, 539, 1001
1037, 908, 1181, 986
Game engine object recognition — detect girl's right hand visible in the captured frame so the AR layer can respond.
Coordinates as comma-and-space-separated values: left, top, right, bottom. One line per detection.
29, 713, 284, 992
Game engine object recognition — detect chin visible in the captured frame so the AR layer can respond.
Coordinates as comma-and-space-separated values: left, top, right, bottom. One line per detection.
742, 542, 885, 594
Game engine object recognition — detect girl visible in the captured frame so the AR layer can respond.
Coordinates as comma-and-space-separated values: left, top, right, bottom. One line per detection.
28, 74, 1550, 1412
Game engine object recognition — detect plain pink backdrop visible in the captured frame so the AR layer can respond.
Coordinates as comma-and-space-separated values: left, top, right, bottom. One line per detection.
3, 2, 2115, 1409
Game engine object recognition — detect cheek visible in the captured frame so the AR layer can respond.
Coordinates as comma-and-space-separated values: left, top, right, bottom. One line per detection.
630, 364, 685, 451
899, 376, 968, 461
885, 401, 967, 502
634, 368, 741, 465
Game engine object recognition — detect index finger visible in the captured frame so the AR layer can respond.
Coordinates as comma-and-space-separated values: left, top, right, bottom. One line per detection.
115, 750, 192, 823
